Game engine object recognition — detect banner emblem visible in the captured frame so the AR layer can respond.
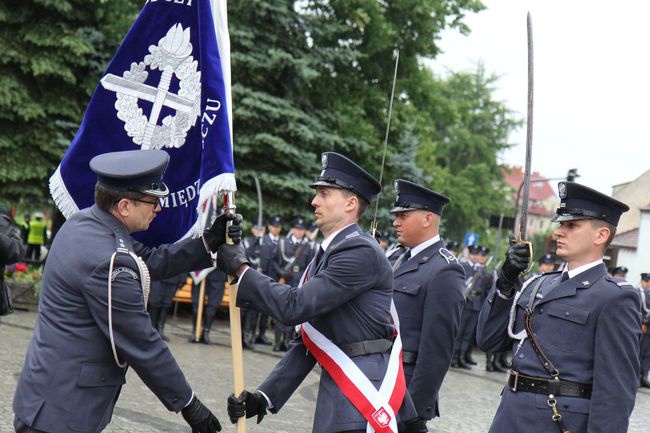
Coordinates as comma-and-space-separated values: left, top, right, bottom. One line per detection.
100, 23, 201, 150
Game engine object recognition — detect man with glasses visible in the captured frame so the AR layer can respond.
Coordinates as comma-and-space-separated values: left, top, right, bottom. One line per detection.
13, 150, 236, 433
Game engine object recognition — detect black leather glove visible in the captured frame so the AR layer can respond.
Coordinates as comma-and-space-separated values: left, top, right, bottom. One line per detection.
497, 235, 531, 295
181, 395, 222, 433
227, 390, 267, 425
203, 213, 243, 252
398, 417, 428, 433
217, 242, 249, 277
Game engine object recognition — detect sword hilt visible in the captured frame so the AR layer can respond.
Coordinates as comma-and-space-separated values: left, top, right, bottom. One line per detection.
513, 236, 534, 275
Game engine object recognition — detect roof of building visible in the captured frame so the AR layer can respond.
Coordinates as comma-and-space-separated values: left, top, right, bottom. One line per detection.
503, 166, 556, 201
611, 227, 639, 250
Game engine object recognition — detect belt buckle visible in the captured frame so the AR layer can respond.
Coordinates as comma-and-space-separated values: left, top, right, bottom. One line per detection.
510, 371, 519, 392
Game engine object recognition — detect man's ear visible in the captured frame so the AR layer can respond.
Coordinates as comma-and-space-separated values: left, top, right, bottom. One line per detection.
115, 198, 130, 217
594, 225, 610, 248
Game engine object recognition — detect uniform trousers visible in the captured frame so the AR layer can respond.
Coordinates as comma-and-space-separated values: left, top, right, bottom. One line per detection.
455, 308, 479, 352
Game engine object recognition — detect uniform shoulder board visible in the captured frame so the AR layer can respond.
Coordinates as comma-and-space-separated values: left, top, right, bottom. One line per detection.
345, 231, 360, 239
605, 275, 633, 288
439, 248, 457, 264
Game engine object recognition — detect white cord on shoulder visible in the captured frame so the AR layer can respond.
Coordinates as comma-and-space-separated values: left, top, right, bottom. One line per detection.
108, 252, 127, 368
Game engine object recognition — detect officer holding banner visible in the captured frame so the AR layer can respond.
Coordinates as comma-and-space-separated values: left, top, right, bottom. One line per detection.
218, 152, 421, 433
13, 150, 235, 433
477, 181, 639, 433
388, 179, 465, 425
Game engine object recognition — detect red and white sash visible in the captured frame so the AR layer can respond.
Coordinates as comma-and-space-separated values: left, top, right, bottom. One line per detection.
298, 255, 406, 432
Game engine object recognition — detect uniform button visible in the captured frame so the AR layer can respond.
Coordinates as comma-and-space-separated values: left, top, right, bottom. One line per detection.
101, 376, 106, 382
173, 397, 178, 403
518, 353, 525, 359
565, 311, 570, 316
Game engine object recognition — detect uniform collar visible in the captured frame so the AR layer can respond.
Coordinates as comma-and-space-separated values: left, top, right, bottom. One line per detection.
320, 223, 356, 252
565, 258, 604, 279
408, 234, 440, 259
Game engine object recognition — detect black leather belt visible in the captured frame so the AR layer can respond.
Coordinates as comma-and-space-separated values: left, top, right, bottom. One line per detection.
340, 339, 393, 358
402, 351, 417, 364
508, 371, 592, 398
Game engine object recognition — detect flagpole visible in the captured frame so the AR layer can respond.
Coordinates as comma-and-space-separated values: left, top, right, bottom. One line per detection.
224, 191, 246, 433
193, 278, 206, 342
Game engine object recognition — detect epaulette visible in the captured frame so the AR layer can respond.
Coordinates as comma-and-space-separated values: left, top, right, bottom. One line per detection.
439, 248, 457, 264
345, 231, 360, 239
605, 275, 633, 288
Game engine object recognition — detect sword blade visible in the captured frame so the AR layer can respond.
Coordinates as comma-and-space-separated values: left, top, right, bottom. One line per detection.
519, 12, 534, 241
253, 175, 263, 231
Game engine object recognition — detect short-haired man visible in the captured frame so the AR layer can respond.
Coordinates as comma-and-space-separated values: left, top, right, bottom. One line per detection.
477, 181, 639, 433
388, 179, 465, 428
13, 150, 234, 433
219, 152, 420, 433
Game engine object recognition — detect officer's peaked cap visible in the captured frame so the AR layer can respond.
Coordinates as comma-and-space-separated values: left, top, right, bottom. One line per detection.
268, 216, 283, 226
641, 273, 650, 281
309, 152, 381, 203
467, 245, 480, 254
446, 240, 459, 251
479, 246, 490, 255
613, 266, 628, 275
90, 150, 169, 198
390, 179, 450, 215
291, 218, 306, 229
537, 253, 556, 265
552, 181, 629, 226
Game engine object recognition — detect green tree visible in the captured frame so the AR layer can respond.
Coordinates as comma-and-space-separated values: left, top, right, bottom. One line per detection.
0, 0, 138, 204
416, 65, 523, 241
228, 0, 345, 224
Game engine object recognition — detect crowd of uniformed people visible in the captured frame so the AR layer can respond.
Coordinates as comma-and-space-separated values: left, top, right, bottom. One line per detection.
2, 148, 649, 433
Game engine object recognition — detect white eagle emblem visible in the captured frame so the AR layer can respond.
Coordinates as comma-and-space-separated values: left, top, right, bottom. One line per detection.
101, 23, 201, 150
371, 407, 391, 428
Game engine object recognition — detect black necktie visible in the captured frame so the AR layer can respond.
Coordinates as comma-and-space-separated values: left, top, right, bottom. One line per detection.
561, 272, 569, 282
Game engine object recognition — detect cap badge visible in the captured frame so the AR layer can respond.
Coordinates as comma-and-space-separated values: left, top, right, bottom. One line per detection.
394, 180, 399, 194
558, 182, 567, 199
321, 153, 328, 169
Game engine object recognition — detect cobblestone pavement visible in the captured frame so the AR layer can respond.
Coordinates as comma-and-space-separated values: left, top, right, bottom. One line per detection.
2, 310, 649, 433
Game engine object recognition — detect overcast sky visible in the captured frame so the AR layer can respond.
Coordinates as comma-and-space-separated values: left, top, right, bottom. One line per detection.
429, 0, 650, 195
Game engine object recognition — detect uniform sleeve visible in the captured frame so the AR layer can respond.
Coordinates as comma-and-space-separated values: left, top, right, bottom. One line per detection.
237, 240, 379, 326
409, 264, 465, 419
258, 336, 317, 411
132, 237, 213, 280
588, 288, 641, 433
82, 254, 193, 412
0, 216, 25, 265
476, 282, 516, 353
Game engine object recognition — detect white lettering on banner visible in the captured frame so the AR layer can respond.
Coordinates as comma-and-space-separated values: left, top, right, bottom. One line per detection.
201, 98, 222, 141
146, 0, 193, 6
160, 179, 201, 208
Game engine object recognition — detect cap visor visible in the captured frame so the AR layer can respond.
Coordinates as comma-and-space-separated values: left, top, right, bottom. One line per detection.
551, 214, 593, 223
309, 180, 343, 189
389, 206, 417, 213
142, 182, 169, 198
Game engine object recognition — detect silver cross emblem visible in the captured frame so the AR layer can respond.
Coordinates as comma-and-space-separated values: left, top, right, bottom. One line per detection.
100, 24, 201, 150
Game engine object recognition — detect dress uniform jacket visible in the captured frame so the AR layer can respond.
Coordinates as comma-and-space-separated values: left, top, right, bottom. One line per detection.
236, 224, 417, 433
476, 263, 641, 433
390, 239, 465, 420
13, 205, 213, 433
259, 234, 281, 279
